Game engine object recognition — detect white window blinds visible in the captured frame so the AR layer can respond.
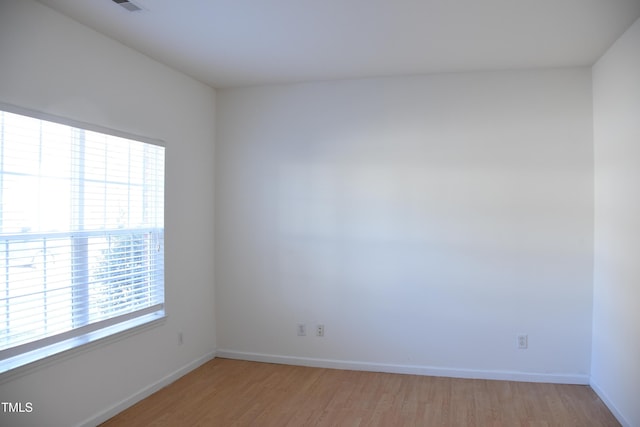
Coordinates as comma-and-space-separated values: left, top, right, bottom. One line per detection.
0, 106, 165, 371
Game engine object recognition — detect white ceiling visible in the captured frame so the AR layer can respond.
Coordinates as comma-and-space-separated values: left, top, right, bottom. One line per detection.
37, 0, 640, 88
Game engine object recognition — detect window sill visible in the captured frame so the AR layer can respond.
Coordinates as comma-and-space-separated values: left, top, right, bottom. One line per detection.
0, 311, 166, 383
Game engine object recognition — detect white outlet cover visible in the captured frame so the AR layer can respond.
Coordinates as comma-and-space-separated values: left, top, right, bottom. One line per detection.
517, 334, 528, 349
297, 324, 306, 336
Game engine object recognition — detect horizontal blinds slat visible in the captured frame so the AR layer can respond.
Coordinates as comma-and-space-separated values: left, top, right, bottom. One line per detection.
3, 293, 164, 336
2, 283, 164, 313
3, 301, 164, 338
0, 228, 163, 240
1, 277, 164, 350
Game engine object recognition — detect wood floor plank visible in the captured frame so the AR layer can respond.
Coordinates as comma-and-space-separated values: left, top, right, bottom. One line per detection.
101, 358, 620, 426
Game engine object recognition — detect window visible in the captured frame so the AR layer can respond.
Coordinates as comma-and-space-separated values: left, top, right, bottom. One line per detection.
0, 105, 165, 373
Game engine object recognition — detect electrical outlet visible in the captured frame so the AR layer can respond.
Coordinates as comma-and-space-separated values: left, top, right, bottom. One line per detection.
517, 334, 528, 349
316, 324, 324, 337
178, 331, 183, 345
297, 324, 306, 336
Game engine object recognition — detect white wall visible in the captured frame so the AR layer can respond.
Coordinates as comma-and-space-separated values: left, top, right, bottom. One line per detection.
215, 69, 594, 381
592, 17, 640, 427
0, 1, 216, 426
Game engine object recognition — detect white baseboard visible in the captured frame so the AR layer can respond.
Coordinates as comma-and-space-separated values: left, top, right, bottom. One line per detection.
78, 351, 216, 427
215, 349, 589, 385
590, 379, 631, 427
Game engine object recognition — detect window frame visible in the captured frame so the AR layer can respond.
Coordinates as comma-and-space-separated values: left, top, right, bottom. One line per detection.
0, 102, 166, 377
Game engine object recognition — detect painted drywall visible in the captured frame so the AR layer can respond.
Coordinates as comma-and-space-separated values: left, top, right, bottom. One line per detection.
592, 16, 640, 427
215, 69, 594, 380
0, 1, 216, 426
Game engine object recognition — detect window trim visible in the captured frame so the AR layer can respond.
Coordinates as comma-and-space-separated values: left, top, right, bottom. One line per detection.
0, 102, 165, 150
0, 102, 166, 377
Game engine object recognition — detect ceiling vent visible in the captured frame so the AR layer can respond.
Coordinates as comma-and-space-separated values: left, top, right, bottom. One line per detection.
112, 0, 142, 12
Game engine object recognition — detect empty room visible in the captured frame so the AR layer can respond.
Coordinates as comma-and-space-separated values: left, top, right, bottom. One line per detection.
1, 0, 639, 426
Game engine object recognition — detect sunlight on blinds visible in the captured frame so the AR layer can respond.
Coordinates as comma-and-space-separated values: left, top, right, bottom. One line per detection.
0, 107, 165, 369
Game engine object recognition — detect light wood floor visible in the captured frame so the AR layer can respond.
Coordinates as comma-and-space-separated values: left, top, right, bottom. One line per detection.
101, 358, 619, 426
